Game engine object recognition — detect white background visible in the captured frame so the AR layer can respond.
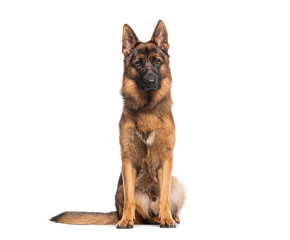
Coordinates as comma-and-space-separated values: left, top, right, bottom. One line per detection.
0, 0, 289, 239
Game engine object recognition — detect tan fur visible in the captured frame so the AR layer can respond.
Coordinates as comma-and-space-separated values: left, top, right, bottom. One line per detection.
50, 211, 119, 225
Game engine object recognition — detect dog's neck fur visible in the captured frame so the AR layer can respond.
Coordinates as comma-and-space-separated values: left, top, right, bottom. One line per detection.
121, 76, 173, 114
121, 84, 173, 135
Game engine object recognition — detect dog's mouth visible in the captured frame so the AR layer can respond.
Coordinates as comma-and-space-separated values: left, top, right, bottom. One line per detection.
140, 78, 161, 91
143, 84, 161, 91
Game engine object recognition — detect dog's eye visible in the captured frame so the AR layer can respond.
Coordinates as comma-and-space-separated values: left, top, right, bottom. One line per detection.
134, 60, 142, 66
153, 57, 161, 64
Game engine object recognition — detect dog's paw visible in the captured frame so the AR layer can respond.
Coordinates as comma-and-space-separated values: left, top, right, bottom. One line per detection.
160, 217, 177, 228
173, 215, 180, 224
116, 219, 134, 229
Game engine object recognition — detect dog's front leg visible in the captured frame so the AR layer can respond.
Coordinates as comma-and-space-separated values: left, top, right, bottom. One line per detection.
158, 153, 176, 228
116, 159, 136, 228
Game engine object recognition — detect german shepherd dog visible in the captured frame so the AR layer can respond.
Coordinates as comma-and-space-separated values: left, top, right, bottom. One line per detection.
50, 20, 185, 228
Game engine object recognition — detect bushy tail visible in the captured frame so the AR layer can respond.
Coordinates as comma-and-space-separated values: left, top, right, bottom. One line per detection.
50, 211, 119, 225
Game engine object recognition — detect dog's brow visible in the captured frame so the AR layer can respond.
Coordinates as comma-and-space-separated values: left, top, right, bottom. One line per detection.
150, 47, 164, 55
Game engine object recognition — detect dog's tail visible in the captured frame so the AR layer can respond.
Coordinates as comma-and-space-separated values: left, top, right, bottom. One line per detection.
50, 211, 119, 225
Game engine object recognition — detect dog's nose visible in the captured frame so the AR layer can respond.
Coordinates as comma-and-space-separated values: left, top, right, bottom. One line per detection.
147, 79, 157, 86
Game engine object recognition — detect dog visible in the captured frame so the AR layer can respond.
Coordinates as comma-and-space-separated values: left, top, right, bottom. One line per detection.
50, 20, 185, 228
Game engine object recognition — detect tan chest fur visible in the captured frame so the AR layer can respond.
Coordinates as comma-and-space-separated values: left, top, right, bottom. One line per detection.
135, 111, 162, 145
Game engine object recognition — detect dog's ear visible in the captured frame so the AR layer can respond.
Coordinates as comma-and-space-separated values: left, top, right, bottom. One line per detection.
122, 24, 139, 56
151, 20, 169, 52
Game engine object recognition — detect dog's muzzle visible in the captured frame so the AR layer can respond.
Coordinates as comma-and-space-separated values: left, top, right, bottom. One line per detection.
143, 73, 160, 91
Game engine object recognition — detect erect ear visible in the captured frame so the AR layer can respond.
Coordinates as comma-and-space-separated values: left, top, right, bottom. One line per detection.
122, 24, 139, 56
151, 20, 169, 52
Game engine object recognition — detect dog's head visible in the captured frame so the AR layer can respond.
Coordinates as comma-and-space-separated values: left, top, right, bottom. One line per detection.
122, 20, 170, 92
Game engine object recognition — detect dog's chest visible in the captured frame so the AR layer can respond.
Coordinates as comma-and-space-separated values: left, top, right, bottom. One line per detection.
136, 130, 156, 146
135, 113, 161, 146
